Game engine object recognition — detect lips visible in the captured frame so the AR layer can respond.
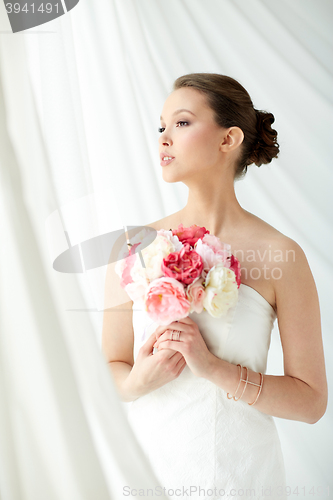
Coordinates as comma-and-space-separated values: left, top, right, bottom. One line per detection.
160, 152, 175, 166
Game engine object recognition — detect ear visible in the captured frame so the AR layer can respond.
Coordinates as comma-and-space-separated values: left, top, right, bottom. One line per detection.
219, 127, 244, 152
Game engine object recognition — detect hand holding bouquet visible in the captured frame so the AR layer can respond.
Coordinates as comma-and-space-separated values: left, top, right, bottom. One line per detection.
115, 224, 241, 325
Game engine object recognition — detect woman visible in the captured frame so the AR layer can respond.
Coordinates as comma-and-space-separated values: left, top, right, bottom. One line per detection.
102, 74, 328, 499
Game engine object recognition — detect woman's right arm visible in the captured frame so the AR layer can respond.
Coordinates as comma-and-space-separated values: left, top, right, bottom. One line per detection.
101, 253, 186, 402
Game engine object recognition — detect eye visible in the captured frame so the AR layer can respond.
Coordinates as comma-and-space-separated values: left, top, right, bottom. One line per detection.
158, 121, 190, 133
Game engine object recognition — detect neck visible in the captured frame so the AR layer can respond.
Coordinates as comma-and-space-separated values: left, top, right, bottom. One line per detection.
178, 173, 245, 238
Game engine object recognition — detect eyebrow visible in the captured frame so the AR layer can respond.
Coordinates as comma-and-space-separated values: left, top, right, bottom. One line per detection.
160, 109, 196, 120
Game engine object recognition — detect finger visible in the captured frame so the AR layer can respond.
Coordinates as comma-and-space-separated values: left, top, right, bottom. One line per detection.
154, 319, 189, 339
154, 329, 173, 344
171, 351, 184, 362
174, 353, 186, 366
154, 325, 173, 340
165, 321, 186, 332
154, 347, 181, 359
176, 359, 187, 376
156, 340, 185, 355
173, 316, 193, 325
142, 331, 160, 354
153, 331, 175, 348
154, 328, 185, 347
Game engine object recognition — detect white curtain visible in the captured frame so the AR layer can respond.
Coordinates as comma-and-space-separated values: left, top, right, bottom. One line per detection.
0, 0, 332, 498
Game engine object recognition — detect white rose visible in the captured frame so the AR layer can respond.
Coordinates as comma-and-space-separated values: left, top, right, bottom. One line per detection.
203, 264, 238, 317
124, 278, 149, 305
157, 229, 183, 252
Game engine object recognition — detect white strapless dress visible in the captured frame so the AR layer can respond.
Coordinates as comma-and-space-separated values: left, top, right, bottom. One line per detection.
127, 283, 287, 500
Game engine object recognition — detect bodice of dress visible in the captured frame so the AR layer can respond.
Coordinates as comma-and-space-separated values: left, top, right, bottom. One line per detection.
128, 283, 286, 499
132, 283, 277, 374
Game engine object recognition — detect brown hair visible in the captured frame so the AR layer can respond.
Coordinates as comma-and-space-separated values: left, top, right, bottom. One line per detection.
173, 73, 279, 180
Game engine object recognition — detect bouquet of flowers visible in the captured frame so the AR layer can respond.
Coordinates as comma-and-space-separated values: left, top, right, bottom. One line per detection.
115, 224, 241, 326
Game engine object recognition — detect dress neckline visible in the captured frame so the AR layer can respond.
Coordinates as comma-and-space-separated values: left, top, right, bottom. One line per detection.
240, 283, 276, 315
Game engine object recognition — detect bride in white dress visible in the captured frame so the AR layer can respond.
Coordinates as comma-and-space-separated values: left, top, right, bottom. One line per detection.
102, 73, 328, 500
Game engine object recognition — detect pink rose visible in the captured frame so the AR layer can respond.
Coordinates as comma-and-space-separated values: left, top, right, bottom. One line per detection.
201, 234, 231, 263
186, 277, 206, 314
227, 255, 241, 288
145, 277, 191, 325
194, 239, 228, 271
161, 243, 204, 285
172, 223, 210, 248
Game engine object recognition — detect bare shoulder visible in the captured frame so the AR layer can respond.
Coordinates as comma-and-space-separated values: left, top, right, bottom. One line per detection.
249, 213, 309, 270
267, 231, 313, 299
232, 211, 312, 310
248, 214, 317, 310
269, 230, 317, 304
241, 211, 305, 256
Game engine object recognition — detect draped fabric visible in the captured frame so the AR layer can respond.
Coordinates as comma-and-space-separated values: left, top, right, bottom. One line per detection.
0, 1, 332, 498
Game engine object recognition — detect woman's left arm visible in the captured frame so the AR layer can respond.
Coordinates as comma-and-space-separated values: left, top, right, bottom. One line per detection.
154, 238, 328, 424
207, 237, 328, 424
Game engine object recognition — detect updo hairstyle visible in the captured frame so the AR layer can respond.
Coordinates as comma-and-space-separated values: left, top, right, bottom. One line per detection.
173, 73, 279, 180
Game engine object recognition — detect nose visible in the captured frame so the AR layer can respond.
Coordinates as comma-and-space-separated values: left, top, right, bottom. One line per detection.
159, 131, 172, 147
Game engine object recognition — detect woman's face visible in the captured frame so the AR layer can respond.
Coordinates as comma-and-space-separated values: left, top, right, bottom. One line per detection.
158, 87, 229, 183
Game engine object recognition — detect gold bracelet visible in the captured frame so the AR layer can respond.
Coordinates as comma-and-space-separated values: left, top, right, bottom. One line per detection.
226, 364, 242, 399
234, 366, 248, 401
227, 364, 264, 406
248, 372, 264, 406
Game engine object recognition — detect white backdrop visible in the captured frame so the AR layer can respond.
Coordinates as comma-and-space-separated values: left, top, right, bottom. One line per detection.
0, 0, 332, 498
